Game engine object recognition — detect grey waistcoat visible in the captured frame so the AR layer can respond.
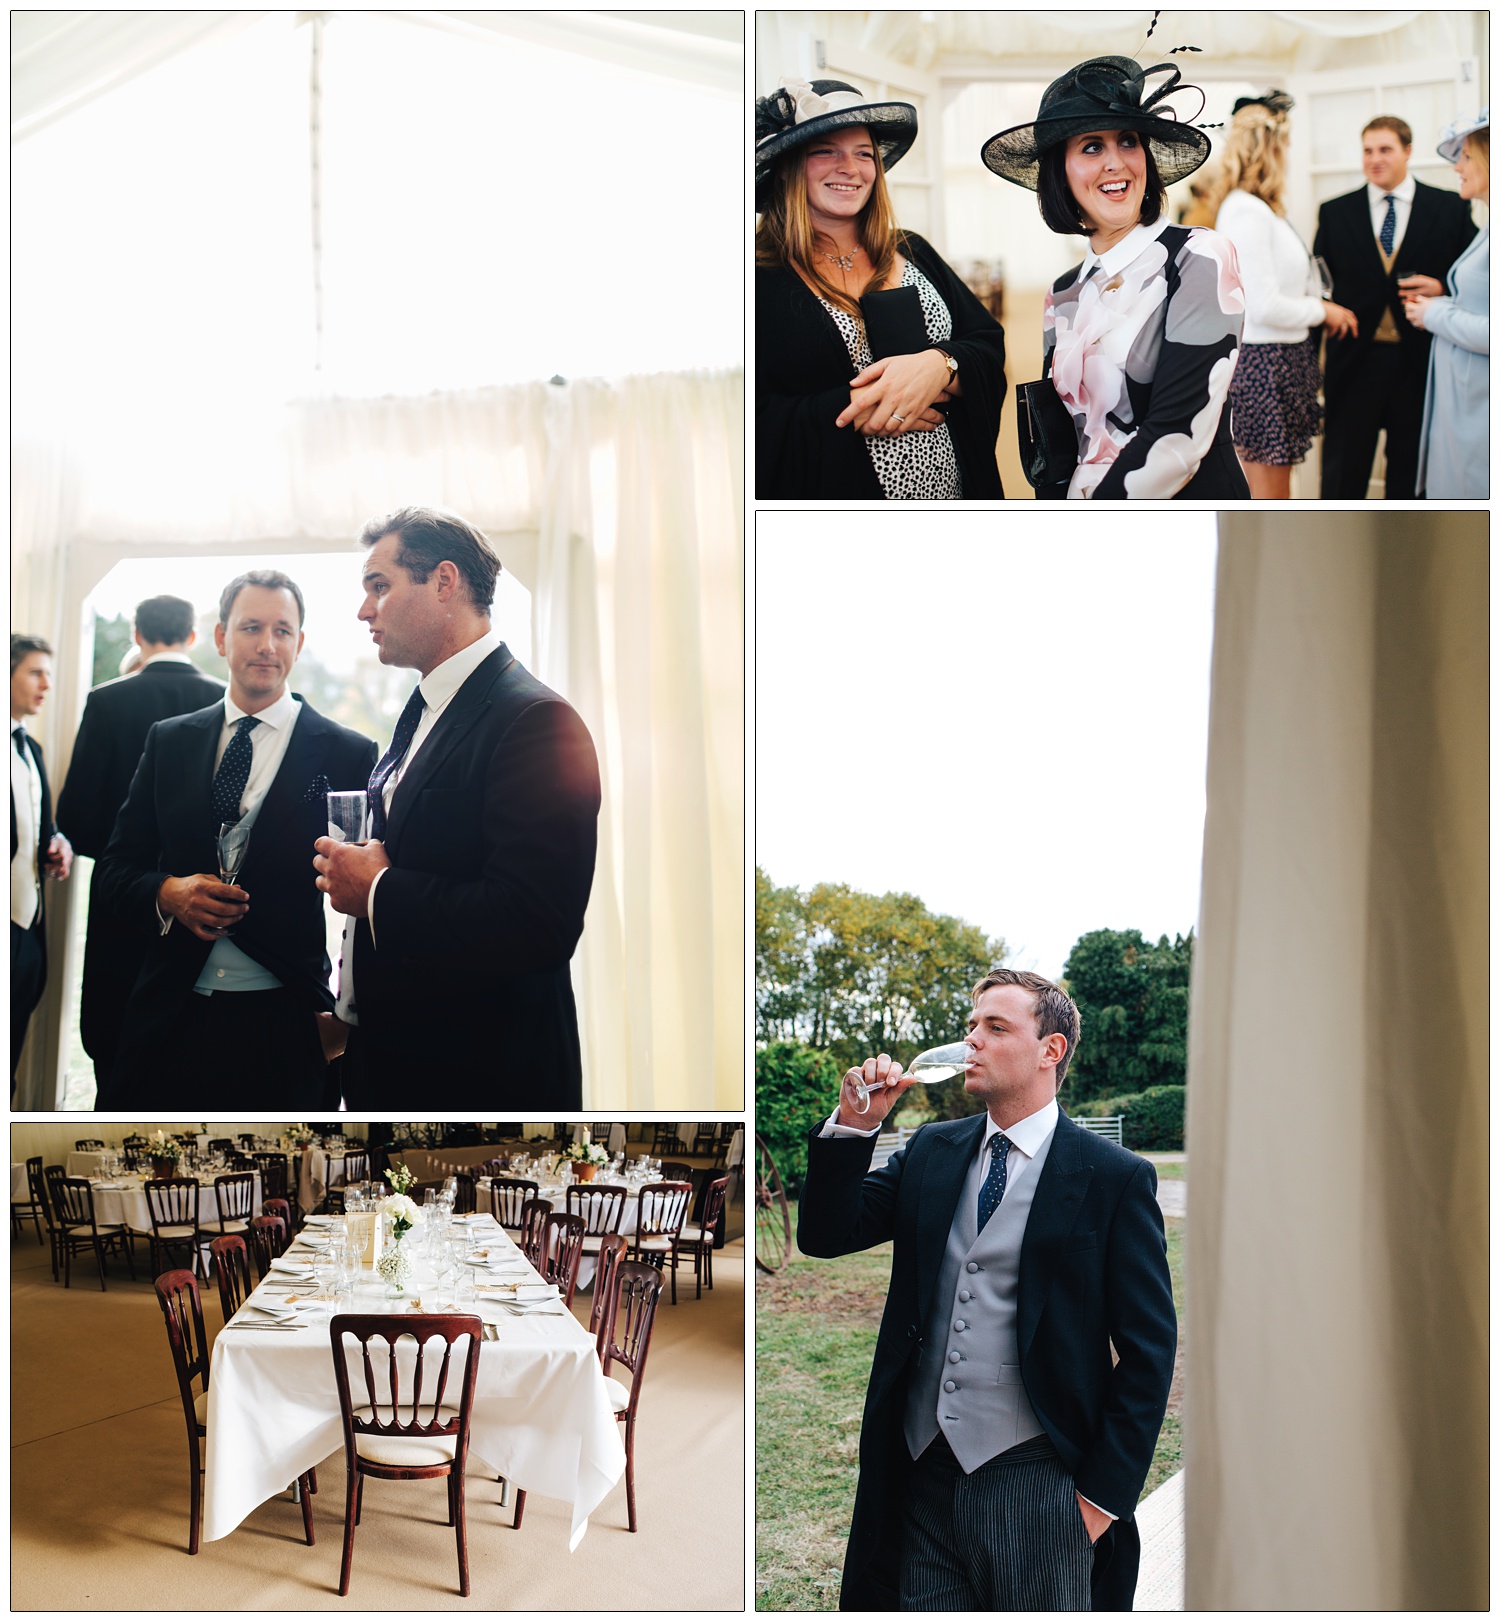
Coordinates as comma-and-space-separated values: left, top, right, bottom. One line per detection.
904, 1122, 1057, 1471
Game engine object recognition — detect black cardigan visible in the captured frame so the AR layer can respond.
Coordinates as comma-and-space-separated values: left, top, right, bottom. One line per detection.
757, 232, 1007, 500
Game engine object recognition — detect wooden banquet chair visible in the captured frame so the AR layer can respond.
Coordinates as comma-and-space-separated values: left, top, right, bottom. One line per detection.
209, 1234, 253, 1319
488, 1177, 537, 1234
253, 1153, 289, 1205
660, 1160, 695, 1185
650, 1123, 686, 1157
565, 1182, 627, 1263
146, 1177, 206, 1280
341, 1148, 370, 1185
512, 1260, 665, 1535
248, 1214, 287, 1277
74, 1138, 105, 1151
539, 1212, 587, 1307
155, 1268, 315, 1556
629, 1182, 693, 1304
518, 1199, 551, 1268
211, 1172, 255, 1240
691, 1124, 718, 1157
678, 1174, 730, 1299
207, 1138, 235, 1156
52, 1176, 135, 1290
588, 1233, 629, 1359
261, 1195, 294, 1235
449, 1172, 476, 1216
12, 1154, 46, 1244
329, 1315, 482, 1597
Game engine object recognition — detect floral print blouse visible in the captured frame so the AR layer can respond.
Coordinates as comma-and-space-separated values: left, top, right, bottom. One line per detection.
1044, 220, 1246, 499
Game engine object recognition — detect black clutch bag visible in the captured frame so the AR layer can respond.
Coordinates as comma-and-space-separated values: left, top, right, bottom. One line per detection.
1015, 377, 1078, 490
859, 285, 929, 360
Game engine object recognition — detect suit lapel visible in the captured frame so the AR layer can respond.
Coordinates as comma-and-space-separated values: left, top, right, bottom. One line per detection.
1349, 189, 1387, 283
1017, 1114, 1094, 1361
175, 708, 222, 873
382, 647, 513, 854
1392, 183, 1432, 275
915, 1115, 986, 1331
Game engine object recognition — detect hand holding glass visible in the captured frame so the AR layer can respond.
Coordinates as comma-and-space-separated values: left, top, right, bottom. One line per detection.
847, 1041, 975, 1113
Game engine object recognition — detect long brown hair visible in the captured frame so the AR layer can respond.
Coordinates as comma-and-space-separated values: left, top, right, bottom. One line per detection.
754, 131, 902, 318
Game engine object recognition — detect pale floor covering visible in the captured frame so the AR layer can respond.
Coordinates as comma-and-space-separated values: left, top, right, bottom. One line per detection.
10, 1229, 745, 1610
1134, 1468, 1185, 1610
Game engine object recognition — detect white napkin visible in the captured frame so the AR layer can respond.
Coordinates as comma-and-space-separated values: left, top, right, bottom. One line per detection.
269, 1257, 315, 1276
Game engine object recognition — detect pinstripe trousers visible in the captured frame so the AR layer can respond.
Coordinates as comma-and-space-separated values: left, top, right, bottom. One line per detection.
898, 1433, 1094, 1611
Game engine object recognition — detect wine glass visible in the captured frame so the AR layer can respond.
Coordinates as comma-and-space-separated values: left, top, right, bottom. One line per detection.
215, 820, 251, 935
847, 1041, 975, 1113
326, 790, 372, 847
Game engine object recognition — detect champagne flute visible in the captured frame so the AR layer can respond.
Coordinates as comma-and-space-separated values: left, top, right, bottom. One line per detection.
215, 820, 252, 936
847, 1041, 975, 1113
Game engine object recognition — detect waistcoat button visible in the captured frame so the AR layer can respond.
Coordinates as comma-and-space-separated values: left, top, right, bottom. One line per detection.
959, 1290, 971, 1302
966, 1261, 979, 1273
943, 1379, 957, 1393
947, 1350, 961, 1364
953, 1320, 966, 1332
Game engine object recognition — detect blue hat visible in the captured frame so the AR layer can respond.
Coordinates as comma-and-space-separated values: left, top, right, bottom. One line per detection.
1437, 108, 1488, 164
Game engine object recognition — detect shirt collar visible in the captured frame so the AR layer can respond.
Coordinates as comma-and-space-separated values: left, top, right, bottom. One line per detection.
1080, 215, 1172, 281
417, 629, 501, 715
223, 686, 298, 732
1368, 176, 1416, 205
143, 650, 195, 667
983, 1096, 1059, 1159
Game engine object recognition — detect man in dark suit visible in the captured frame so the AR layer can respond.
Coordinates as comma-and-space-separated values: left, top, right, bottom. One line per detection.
1314, 114, 1476, 498
56, 595, 225, 1090
313, 507, 600, 1111
11, 635, 73, 1089
799, 968, 1176, 1611
96, 570, 377, 1110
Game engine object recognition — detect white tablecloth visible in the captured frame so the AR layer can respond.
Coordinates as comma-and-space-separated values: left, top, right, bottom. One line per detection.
203, 1216, 624, 1550
488, 1180, 648, 1289
65, 1151, 108, 1178
88, 1175, 261, 1231
12, 1163, 30, 1202
295, 1147, 360, 1213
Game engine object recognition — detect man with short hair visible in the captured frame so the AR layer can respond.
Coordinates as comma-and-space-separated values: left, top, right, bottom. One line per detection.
1315, 114, 1476, 497
10, 635, 73, 1088
96, 571, 377, 1109
313, 506, 601, 1111
57, 595, 225, 1088
798, 967, 1176, 1611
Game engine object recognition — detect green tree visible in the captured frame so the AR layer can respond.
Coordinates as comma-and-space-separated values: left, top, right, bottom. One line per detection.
754, 1040, 845, 1199
1061, 928, 1192, 1106
90, 615, 134, 687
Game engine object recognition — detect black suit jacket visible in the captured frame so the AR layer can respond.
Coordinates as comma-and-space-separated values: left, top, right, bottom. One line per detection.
55, 659, 226, 1074
94, 696, 377, 1104
1313, 180, 1476, 396
57, 659, 226, 858
345, 644, 600, 1111
10, 730, 55, 931
798, 1111, 1176, 1611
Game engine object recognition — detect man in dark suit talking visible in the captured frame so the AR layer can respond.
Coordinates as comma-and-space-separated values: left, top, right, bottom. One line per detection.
798, 968, 1176, 1611
57, 595, 225, 1090
313, 507, 601, 1111
1314, 115, 1476, 498
96, 571, 377, 1110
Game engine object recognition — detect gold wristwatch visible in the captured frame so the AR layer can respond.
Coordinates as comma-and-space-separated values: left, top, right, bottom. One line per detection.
932, 347, 959, 384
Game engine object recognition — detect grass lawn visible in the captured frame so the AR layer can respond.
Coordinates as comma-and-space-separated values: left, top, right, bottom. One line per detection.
755, 1201, 1186, 1611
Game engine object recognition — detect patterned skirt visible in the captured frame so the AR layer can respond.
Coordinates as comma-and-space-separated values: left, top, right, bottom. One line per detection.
1228, 335, 1324, 466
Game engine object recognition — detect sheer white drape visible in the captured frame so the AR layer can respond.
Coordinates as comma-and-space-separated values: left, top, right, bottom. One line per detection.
1186, 511, 1486, 1608
10, 369, 743, 1110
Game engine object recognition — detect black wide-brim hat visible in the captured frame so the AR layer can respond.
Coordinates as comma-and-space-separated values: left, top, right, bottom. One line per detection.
756, 78, 918, 211
981, 55, 1211, 191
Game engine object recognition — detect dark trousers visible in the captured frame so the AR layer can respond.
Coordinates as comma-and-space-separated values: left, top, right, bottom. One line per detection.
1321, 342, 1424, 499
11, 918, 46, 1083
100, 987, 327, 1111
340, 1022, 582, 1112
899, 1433, 1094, 1611
78, 865, 139, 1091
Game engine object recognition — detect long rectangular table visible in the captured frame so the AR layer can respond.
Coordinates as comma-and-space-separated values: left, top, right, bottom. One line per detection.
203, 1213, 624, 1550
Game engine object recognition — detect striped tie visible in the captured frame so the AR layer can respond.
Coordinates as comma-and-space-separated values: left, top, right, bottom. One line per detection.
977, 1132, 1013, 1231
368, 686, 427, 840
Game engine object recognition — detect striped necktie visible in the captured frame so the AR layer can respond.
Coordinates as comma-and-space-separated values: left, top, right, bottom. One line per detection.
1379, 194, 1397, 257
977, 1132, 1013, 1231
368, 686, 427, 840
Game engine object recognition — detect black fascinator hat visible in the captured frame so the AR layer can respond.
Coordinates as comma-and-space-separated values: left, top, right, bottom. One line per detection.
755, 78, 918, 211
981, 55, 1212, 190
1232, 89, 1295, 118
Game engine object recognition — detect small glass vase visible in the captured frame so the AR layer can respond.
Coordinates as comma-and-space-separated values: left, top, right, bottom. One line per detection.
378, 1228, 415, 1296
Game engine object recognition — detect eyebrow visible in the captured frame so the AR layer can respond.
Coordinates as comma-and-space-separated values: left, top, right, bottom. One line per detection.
362, 570, 388, 586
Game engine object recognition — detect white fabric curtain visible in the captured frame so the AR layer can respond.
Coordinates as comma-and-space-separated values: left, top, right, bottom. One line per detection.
11, 369, 743, 1111
1185, 511, 1486, 1607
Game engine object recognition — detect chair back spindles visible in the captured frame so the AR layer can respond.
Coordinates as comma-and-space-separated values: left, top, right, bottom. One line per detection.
519, 1199, 551, 1267
590, 1233, 629, 1355
210, 1234, 253, 1318
605, 1260, 666, 1406
540, 1212, 587, 1306
489, 1177, 538, 1229
565, 1182, 627, 1237
212, 1172, 256, 1234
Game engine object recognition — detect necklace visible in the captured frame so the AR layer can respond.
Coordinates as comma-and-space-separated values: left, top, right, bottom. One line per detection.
821, 243, 862, 272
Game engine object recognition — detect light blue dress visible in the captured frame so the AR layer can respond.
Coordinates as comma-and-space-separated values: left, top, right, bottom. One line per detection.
1416, 224, 1489, 497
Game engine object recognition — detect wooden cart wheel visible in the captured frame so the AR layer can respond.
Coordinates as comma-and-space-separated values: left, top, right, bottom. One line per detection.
754, 1135, 792, 1274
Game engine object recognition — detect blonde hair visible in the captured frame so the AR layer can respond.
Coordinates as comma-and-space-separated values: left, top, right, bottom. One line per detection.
754, 129, 902, 318
1462, 128, 1489, 189
1206, 103, 1290, 218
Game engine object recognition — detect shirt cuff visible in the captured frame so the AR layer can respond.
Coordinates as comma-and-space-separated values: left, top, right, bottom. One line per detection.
1079, 1493, 1117, 1522
366, 865, 387, 948
155, 897, 172, 936
818, 1107, 882, 1139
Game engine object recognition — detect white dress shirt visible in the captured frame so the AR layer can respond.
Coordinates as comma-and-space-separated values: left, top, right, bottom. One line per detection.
10, 722, 43, 929
1366, 175, 1416, 257
335, 629, 501, 1023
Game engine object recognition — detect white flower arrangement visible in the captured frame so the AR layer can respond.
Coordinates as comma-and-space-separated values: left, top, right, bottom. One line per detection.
382, 1192, 425, 1242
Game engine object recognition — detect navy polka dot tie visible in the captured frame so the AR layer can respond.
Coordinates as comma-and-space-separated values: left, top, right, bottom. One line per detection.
210, 716, 259, 829
1379, 194, 1397, 257
977, 1132, 1013, 1231
367, 686, 427, 840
